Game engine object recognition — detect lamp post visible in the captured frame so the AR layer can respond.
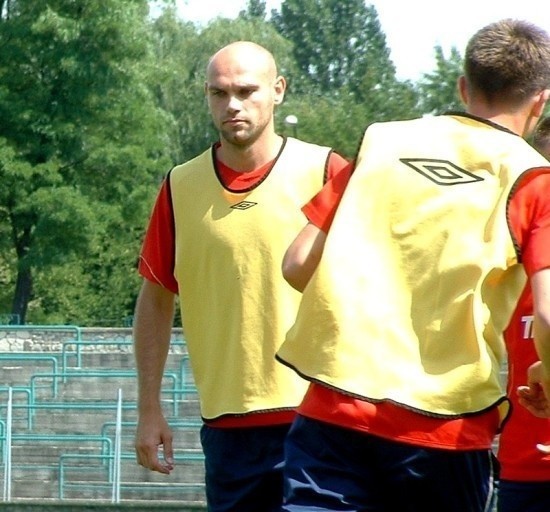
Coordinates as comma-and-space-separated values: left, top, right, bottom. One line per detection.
284, 114, 298, 138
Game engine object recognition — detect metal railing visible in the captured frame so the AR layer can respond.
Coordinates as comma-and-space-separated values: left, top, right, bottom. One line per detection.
0, 327, 202, 504
0, 354, 60, 396
61, 336, 185, 371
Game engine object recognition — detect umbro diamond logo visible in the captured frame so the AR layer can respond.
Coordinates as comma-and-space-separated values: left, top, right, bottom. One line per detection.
400, 158, 484, 186
230, 201, 257, 210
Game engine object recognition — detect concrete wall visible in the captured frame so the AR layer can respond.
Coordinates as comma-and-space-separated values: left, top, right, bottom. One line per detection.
0, 326, 185, 352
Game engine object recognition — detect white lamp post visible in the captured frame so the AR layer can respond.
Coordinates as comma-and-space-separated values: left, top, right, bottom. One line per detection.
284, 114, 298, 138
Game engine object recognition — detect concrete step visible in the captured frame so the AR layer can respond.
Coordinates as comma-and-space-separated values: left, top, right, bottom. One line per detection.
8, 460, 206, 502
27, 406, 133, 434
9, 479, 58, 500
59, 481, 205, 503
10, 465, 58, 482
11, 442, 108, 461
0, 345, 205, 505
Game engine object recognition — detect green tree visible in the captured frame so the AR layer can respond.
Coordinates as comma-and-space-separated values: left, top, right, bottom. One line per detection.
239, 0, 267, 21
0, 0, 170, 323
278, 79, 421, 160
268, 0, 422, 152
416, 46, 464, 115
149, 7, 200, 165
272, 0, 396, 96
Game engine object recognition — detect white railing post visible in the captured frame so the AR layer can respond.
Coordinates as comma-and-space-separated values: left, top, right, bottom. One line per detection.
111, 388, 122, 503
3, 387, 12, 502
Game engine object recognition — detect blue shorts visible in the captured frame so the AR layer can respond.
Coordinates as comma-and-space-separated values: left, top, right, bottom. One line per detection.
283, 415, 496, 512
497, 480, 550, 512
200, 423, 291, 512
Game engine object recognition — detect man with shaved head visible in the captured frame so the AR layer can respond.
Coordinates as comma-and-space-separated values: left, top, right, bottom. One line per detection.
132, 41, 349, 511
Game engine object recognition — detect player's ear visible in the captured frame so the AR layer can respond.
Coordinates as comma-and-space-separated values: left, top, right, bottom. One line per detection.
457, 75, 468, 106
532, 89, 550, 118
274, 76, 286, 105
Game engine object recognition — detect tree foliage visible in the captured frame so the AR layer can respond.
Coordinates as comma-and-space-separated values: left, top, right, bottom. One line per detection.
269, 0, 420, 158
0, 0, 169, 323
416, 46, 464, 114
272, 0, 396, 96
239, 0, 267, 21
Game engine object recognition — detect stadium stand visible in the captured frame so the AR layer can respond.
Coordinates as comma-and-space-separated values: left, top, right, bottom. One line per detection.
0, 325, 205, 507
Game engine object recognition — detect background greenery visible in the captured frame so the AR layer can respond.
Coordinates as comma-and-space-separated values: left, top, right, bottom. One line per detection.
0, 0, 468, 325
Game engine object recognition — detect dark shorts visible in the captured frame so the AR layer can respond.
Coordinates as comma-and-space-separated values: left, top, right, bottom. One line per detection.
283, 415, 496, 512
497, 480, 550, 512
200, 422, 291, 512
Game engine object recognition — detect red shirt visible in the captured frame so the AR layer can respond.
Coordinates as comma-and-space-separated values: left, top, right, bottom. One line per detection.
498, 285, 550, 480
300, 166, 550, 452
139, 143, 349, 427
497, 170, 550, 480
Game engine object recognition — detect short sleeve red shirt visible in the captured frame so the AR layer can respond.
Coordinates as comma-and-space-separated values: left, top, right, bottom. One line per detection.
299, 167, 550, 450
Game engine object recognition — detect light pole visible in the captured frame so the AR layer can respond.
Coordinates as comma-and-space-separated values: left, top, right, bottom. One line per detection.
284, 114, 298, 138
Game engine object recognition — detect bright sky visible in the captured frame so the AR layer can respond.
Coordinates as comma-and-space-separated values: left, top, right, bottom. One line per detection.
172, 0, 550, 80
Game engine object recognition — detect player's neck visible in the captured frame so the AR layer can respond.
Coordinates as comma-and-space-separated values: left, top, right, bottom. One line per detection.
218, 132, 283, 173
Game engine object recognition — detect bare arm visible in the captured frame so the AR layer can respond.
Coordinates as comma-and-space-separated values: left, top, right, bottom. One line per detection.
530, 268, 550, 400
518, 268, 550, 417
282, 222, 327, 292
533, 268, 550, 380
133, 279, 176, 474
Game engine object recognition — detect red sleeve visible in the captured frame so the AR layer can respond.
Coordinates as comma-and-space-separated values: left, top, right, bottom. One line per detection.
509, 169, 550, 276
325, 151, 351, 182
303, 160, 354, 233
138, 177, 179, 294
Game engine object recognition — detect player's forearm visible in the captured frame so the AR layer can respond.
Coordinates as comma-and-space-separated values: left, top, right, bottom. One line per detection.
133, 280, 176, 414
282, 222, 327, 292
534, 317, 550, 375
532, 268, 550, 385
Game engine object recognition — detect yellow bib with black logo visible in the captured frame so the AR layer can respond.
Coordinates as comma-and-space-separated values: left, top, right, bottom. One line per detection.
278, 115, 549, 417
170, 138, 331, 419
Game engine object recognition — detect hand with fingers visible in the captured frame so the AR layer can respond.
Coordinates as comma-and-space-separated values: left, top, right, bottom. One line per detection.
135, 412, 175, 474
517, 361, 550, 419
